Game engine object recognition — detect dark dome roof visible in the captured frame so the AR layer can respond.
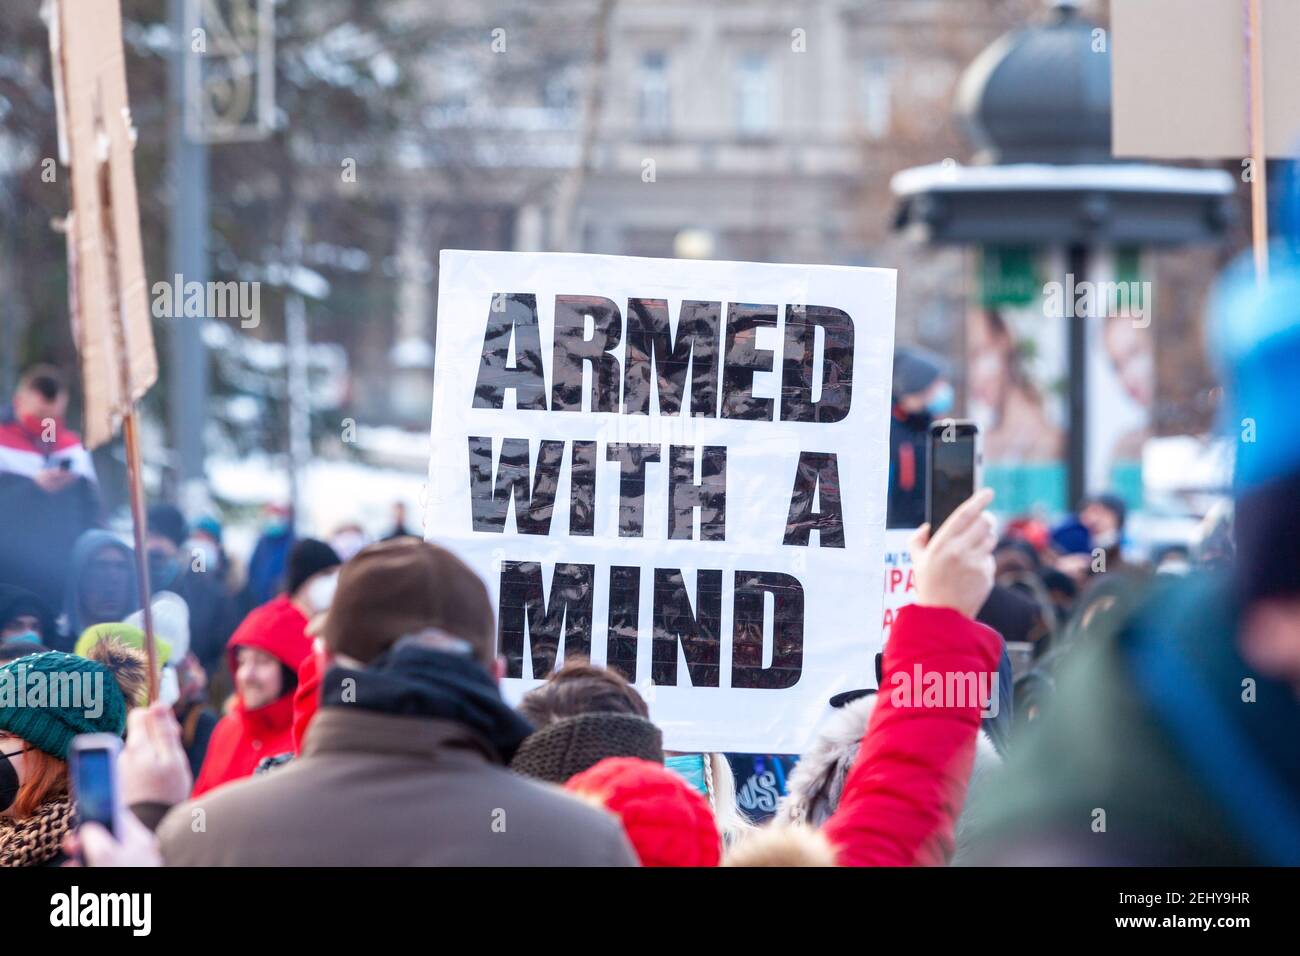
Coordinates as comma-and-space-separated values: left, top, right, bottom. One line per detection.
956, 1, 1112, 164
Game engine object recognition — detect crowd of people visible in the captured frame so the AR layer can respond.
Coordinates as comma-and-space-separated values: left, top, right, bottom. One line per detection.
1, 252, 1298, 867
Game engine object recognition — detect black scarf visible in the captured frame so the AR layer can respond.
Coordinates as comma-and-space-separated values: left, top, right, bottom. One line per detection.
320, 644, 533, 763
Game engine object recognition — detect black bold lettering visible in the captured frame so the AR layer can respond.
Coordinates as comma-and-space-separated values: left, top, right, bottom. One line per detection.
498, 561, 595, 679
606, 443, 661, 537
569, 440, 597, 536
731, 570, 804, 689
623, 298, 720, 417
552, 294, 622, 412
780, 304, 855, 422
783, 451, 845, 547
652, 568, 722, 687
472, 293, 548, 410
721, 302, 777, 420
467, 436, 565, 534
667, 445, 727, 541
606, 565, 641, 683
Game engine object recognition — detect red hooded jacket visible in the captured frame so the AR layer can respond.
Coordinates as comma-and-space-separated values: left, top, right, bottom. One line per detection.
822, 604, 1003, 866
192, 596, 313, 797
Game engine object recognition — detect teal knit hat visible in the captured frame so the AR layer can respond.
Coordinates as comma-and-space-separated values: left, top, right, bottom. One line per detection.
0, 652, 128, 760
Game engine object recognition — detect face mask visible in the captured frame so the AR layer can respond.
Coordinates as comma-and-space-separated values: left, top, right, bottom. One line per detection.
1092, 529, 1119, 550
306, 571, 339, 614
159, 667, 180, 707
0, 746, 30, 813
263, 519, 290, 537
926, 381, 955, 416
2, 631, 41, 647
665, 754, 709, 797
147, 549, 181, 590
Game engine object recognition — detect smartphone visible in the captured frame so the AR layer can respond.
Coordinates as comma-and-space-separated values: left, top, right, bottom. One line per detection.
926, 419, 980, 532
68, 733, 123, 837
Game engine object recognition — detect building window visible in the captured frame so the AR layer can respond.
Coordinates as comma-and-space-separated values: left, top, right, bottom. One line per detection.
861, 58, 892, 138
735, 52, 772, 135
638, 51, 670, 133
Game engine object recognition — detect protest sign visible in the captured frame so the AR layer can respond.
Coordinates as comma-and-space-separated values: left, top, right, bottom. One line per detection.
426, 251, 896, 752
50, 0, 157, 450
1111, 0, 1300, 160
881, 528, 917, 648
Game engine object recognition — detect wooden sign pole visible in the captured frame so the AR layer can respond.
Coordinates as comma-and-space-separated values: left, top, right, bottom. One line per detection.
1247, 0, 1270, 282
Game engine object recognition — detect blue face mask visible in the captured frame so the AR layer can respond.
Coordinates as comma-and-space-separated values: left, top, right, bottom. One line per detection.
3, 631, 42, 646
664, 754, 709, 797
926, 381, 955, 416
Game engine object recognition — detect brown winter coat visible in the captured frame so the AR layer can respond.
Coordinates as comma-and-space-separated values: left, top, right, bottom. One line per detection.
155, 707, 638, 866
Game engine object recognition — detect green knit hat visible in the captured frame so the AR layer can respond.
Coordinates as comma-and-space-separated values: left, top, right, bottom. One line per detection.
0, 651, 128, 760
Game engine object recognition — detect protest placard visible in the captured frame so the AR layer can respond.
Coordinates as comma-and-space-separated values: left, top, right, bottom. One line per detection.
426, 251, 896, 752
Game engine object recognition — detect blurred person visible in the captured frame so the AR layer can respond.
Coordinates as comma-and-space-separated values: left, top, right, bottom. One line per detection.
383, 500, 414, 540
207, 537, 339, 708
149, 505, 240, 682
0, 644, 144, 866
968, 253, 1300, 865
887, 345, 952, 528
568, 489, 1004, 868
0, 366, 100, 611
328, 522, 370, 562
510, 659, 664, 783
190, 547, 325, 794
63, 701, 192, 866
662, 751, 754, 845
156, 537, 637, 865
0, 584, 55, 646
57, 530, 140, 652
774, 689, 1002, 861
123, 590, 217, 774
566, 757, 721, 867
1077, 491, 1135, 571
73, 623, 167, 708
240, 503, 295, 612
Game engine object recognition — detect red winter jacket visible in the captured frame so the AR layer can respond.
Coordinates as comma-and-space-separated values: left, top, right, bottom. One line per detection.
822, 604, 1002, 866
192, 596, 313, 797
291, 651, 322, 755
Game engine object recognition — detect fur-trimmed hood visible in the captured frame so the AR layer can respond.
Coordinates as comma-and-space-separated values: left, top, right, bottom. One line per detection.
775, 692, 1001, 858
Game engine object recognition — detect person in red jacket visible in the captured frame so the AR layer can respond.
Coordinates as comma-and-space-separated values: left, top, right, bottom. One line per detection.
560, 489, 1002, 868
192, 540, 339, 796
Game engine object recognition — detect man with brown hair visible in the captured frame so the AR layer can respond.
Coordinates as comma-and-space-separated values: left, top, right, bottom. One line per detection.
155, 538, 636, 866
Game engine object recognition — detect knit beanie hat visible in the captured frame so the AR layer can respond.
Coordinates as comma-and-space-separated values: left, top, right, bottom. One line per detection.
510, 712, 664, 784
892, 345, 948, 399
285, 539, 341, 597
566, 757, 721, 867
73, 622, 171, 668
0, 651, 129, 760
146, 503, 188, 549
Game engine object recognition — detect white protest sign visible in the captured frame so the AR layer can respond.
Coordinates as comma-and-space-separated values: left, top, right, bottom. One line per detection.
881, 528, 918, 648
426, 250, 896, 752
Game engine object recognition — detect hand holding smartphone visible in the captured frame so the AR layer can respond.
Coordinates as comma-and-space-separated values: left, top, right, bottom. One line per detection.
69, 733, 123, 838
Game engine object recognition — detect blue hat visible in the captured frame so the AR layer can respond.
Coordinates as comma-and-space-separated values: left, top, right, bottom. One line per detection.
1210, 250, 1300, 492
